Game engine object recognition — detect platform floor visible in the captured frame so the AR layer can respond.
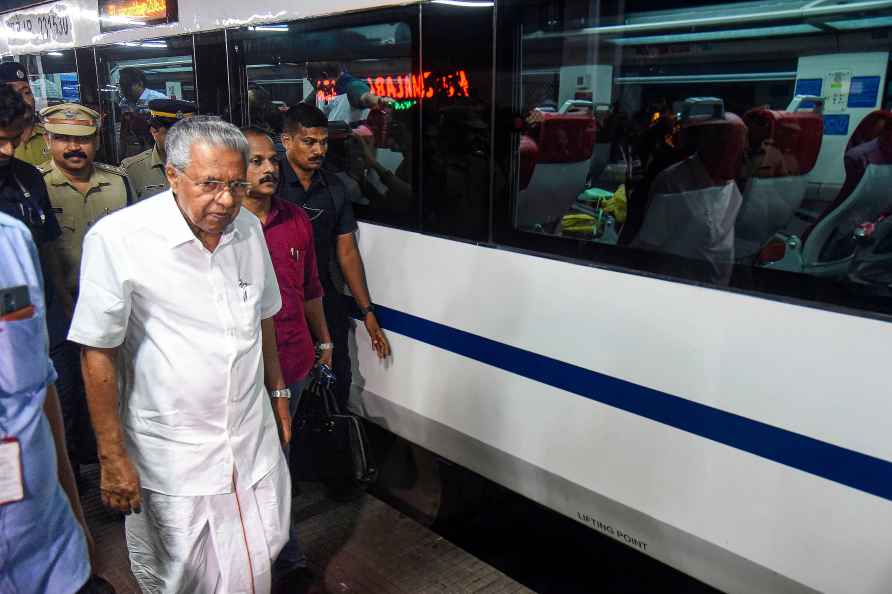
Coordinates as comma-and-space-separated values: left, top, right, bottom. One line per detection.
81, 464, 533, 593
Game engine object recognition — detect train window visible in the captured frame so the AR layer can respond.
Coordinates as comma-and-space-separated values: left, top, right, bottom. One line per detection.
229, 8, 421, 231
418, 1, 494, 242
494, 0, 892, 316
95, 36, 196, 164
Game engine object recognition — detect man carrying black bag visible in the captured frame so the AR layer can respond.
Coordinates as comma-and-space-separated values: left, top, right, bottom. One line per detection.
241, 126, 333, 590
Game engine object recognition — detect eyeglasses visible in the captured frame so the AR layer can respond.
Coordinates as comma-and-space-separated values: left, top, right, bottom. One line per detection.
177, 169, 252, 198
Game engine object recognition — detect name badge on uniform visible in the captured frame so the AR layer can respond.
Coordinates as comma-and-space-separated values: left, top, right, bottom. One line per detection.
0, 438, 24, 505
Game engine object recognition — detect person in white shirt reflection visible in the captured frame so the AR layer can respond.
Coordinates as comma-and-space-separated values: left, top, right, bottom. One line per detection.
634, 112, 747, 284
68, 117, 292, 593
117, 67, 168, 113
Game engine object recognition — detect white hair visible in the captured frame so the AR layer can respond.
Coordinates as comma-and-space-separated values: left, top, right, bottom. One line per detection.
165, 115, 249, 171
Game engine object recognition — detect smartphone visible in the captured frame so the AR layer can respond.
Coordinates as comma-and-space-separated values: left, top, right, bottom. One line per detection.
1, 285, 31, 316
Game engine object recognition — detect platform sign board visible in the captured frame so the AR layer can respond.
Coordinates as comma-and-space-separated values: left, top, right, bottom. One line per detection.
98, 0, 179, 33
2, 2, 74, 49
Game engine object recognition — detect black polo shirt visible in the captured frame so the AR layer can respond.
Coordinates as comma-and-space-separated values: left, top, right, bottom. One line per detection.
278, 161, 358, 290
0, 157, 61, 247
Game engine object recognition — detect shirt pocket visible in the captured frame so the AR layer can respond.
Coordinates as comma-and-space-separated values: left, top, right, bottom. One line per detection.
232, 277, 262, 337
274, 246, 306, 321
56, 210, 77, 250
0, 312, 49, 395
283, 245, 306, 288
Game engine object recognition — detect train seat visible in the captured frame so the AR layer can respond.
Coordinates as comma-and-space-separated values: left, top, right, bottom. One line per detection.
515, 113, 597, 229
735, 107, 823, 259
848, 214, 892, 295
760, 110, 892, 277
633, 107, 747, 283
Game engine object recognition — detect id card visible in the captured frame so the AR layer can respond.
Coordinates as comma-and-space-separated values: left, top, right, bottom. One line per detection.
0, 438, 24, 505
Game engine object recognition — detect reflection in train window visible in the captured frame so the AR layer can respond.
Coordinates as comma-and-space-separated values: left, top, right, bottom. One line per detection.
96, 37, 196, 164
418, 1, 494, 242
498, 0, 892, 309
230, 9, 420, 229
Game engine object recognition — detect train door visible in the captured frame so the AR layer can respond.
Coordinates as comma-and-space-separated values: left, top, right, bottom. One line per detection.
95, 36, 197, 165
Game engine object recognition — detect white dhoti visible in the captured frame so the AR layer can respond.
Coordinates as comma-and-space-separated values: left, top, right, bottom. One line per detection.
125, 456, 291, 594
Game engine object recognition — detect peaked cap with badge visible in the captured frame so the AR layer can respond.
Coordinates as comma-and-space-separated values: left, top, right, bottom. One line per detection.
41, 103, 100, 136
0, 61, 29, 85
148, 98, 195, 128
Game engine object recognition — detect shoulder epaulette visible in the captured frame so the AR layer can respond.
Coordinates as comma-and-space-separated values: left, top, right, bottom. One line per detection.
121, 150, 151, 169
95, 162, 127, 176
37, 161, 53, 175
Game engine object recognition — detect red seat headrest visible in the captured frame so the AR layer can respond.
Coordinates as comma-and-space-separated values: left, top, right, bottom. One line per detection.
518, 134, 538, 191
365, 109, 389, 147
743, 108, 824, 175
535, 114, 596, 164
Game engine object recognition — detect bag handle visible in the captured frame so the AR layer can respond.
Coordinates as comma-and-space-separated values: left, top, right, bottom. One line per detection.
313, 363, 340, 416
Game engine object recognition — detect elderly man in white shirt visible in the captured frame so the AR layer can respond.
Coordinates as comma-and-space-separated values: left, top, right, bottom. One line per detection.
69, 116, 294, 593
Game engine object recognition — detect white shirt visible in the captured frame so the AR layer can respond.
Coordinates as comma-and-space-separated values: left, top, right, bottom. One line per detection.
68, 191, 283, 496
118, 87, 169, 113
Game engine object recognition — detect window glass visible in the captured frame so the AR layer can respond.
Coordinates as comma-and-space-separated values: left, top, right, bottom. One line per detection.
495, 0, 892, 315
14, 50, 79, 112
95, 36, 196, 164
230, 8, 420, 230
419, 1, 494, 242
193, 31, 230, 119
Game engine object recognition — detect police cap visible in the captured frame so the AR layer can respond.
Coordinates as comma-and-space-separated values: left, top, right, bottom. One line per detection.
148, 99, 195, 127
0, 62, 28, 84
41, 103, 100, 136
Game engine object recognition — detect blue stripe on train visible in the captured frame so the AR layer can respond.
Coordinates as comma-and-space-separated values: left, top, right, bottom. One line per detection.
355, 303, 892, 502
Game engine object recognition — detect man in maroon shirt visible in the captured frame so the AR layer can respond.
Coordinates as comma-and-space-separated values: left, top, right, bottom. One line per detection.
241, 126, 332, 588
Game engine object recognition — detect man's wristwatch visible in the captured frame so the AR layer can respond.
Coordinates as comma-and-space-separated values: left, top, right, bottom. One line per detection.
359, 304, 375, 317
316, 342, 334, 352
269, 388, 291, 399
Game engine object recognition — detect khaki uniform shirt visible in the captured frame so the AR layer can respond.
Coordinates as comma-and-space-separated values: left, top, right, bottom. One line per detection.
15, 124, 49, 167
121, 146, 168, 201
39, 160, 132, 293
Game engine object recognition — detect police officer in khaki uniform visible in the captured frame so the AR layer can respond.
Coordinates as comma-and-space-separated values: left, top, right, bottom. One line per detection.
39, 103, 132, 296
0, 62, 49, 166
121, 98, 194, 201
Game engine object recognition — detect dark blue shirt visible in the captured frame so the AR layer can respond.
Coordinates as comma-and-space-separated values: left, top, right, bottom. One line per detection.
278, 162, 358, 289
0, 158, 61, 247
